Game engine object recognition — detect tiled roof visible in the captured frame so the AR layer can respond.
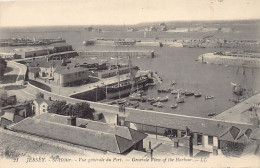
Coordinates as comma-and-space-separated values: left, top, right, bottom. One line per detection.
28, 59, 62, 68
34, 98, 54, 106
218, 126, 251, 143
11, 113, 147, 153
29, 67, 41, 73
125, 111, 254, 137
35, 113, 147, 143
1, 110, 15, 122
250, 128, 260, 140
9, 118, 133, 153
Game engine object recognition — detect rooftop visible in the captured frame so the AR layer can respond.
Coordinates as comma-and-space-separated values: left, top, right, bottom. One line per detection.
9, 113, 147, 154
55, 67, 88, 75
34, 98, 54, 106
28, 59, 63, 68
35, 113, 147, 143
125, 110, 255, 138
214, 92, 260, 123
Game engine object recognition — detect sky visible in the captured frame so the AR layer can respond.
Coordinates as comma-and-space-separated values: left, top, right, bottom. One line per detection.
0, 0, 260, 27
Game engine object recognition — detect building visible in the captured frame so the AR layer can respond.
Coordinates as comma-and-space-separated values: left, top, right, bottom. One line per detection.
12, 43, 76, 59
28, 59, 63, 78
13, 47, 52, 58
124, 110, 257, 155
53, 67, 90, 87
0, 104, 33, 128
8, 113, 147, 154
51, 43, 73, 53
0, 52, 21, 60
32, 97, 54, 116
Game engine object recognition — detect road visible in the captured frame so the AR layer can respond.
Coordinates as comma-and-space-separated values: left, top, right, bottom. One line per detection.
1, 60, 126, 116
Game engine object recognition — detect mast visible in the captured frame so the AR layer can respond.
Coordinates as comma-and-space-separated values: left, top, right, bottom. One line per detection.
128, 55, 135, 94
117, 55, 121, 99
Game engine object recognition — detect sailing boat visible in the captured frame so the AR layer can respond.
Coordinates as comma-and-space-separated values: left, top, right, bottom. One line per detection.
194, 82, 202, 97
176, 92, 185, 103
231, 53, 251, 97
97, 56, 150, 100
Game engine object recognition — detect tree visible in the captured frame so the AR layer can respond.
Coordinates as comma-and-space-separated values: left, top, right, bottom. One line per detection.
34, 72, 39, 79
0, 90, 17, 107
36, 92, 44, 99
0, 58, 7, 78
48, 100, 69, 116
71, 102, 95, 119
24, 66, 29, 81
220, 141, 245, 157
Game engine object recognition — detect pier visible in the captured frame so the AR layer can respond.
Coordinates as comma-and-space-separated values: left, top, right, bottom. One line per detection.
78, 50, 155, 58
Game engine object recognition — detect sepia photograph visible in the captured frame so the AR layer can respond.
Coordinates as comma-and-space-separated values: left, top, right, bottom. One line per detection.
0, 0, 260, 167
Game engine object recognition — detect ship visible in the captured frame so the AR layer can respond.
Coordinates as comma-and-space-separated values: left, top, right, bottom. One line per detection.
114, 40, 136, 46
71, 55, 153, 101
83, 40, 95, 46
97, 75, 152, 100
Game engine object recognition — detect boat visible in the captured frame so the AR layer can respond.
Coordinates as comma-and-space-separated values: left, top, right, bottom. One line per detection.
94, 56, 153, 100
146, 82, 156, 87
156, 96, 169, 102
117, 99, 127, 104
204, 96, 214, 99
171, 104, 178, 109
232, 84, 245, 96
194, 82, 201, 98
194, 93, 202, 97
208, 113, 216, 117
129, 101, 140, 108
114, 40, 136, 46
176, 92, 185, 103
140, 96, 147, 102
171, 81, 177, 85
171, 89, 179, 94
147, 97, 155, 102
229, 98, 242, 103
150, 100, 156, 105
156, 102, 164, 108
157, 88, 171, 93
83, 40, 95, 46
184, 91, 194, 96
152, 102, 158, 107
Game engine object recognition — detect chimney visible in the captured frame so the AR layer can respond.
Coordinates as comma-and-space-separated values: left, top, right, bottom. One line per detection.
148, 141, 153, 159
67, 116, 76, 126
213, 146, 218, 155
250, 108, 259, 128
116, 114, 119, 125
182, 135, 193, 157
173, 138, 179, 148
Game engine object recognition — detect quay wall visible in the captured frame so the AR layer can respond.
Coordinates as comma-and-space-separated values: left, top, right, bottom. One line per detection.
78, 50, 155, 58
198, 53, 260, 68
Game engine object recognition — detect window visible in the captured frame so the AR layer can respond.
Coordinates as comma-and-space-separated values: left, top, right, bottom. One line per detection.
197, 134, 202, 145
43, 109, 46, 112
42, 105, 45, 108
208, 136, 213, 145
181, 131, 186, 137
